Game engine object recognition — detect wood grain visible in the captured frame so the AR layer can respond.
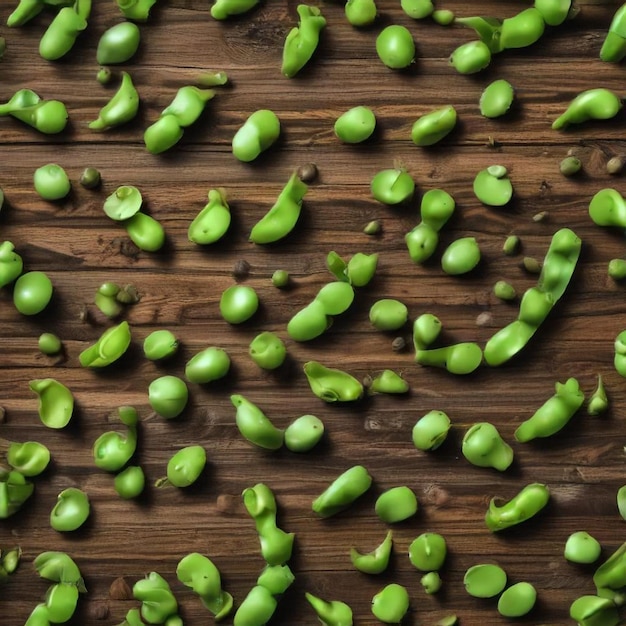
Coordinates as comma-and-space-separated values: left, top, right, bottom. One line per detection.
2, 1, 626, 624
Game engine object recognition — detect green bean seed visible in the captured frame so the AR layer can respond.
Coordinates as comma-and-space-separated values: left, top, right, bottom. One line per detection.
284, 414, 324, 452
412, 313, 442, 350
312, 465, 372, 517
104, 185, 142, 221
503, 234, 520, 255
363, 219, 381, 235
97, 67, 112, 85
143, 329, 179, 361
441, 237, 481, 274
7, 441, 50, 477
231, 394, 284, 450
411, 105, 457, 146
287, 300, 329, 342
369, 299, 408, 331
570, 595, 620, 626
188, 188, 231, 245
33, 163, 70, 200
552, 88, 622, 130
371, 168, 414, 205
220, 285, 259, 324
281, 4, 326, 78
589, 188, 626, 228
334, 106, 376, 143
617, 485, 626, 520
375, 486, 417, 523
462, 422, 514, 471
2, 546, 21, 574
346, 252, 378, 287
493, 280, 516, 301
560, 155, 582, 176
0, 241, 23, 288
412, 410, 450, 451
233, 585, 277, 626
371, 583, 409, 624
79, 321, 132, 367
601, 3, 626, 62
485, 482, 550, 532
564, 531, 602, 564
50, 487, 90, 532
96, 22, 141, 65
305, 592, 353, 626
38, 332, 62, 355
114, 465, 145, 499
421, 571, 442, 594
401, 0, 433, 19
303, 360, 364, 402
185, 347, 231, 383
249, 332, 286, 370
350, 530, 393, 574
271, 269, 290, 288
33, 551, 84, 587
45, 583, 80, 622
133, 572, 179, 625
464, 564, 507, 598
117, 0, 157, 21
30, 378, 74, 429
416, 341, 483, 375
368, 369, 409, 394
432, 9, 454, 26
449, 41, 492, 74
92, 406, 138, 472
473, 165, 513, 206
0, 89, 68, 134
480, 79, 514, 118
89, 71, 139, 131
588, 375, 608, 415
500, 7, 545, 49
158, 445, 206, 488
211, 0, 260, 20
232, 109, 280, 162
408, 532, 447, 571
124, 211, 165, 252
79, 166, 101, 188
376, 25, 415, 69
148, 375, 188, 419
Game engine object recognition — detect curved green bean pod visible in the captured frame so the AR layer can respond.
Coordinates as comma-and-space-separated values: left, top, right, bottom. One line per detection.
249, 171, 308, 244
92, 406, 138, 472
312, 465, 372, 517
552, 88, 622, 130
231, 394, 284, 450
305, 592, 353, 626
411, 106, 457, 147
350, 530, 393, 574
7, 441, 51, 476
29, 378, 74, 429
211, 0, 259, 19
601, 3, 626, 62
500, 8, 545, 49
485, 483, 550, 532
89, 71, 139, 131
514, 378, 584, 442
0, 89, 68, 134
416, 342, 483, 375
233, 584, 277, 626
570, 595, 620, 625
39, 6, 88, 60
303, 361, 363, 402
281, 4, 327, 78
79, 321, 131, 367
0, 468, 34, 518
7, 0, 45, 27
0, 241, 23, 288
117, 0, 157, 20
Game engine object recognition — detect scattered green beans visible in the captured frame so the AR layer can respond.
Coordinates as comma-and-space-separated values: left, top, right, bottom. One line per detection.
50, 487, 90, 532
148, 375, 188, 419
133, 572, 180, 625
38, 332, 62, 355
464, 563, 507, 598
375, 486, 417, 522
350, 530, 393, 574
249, 332, 286, 370
485, 482, 550, 532
570, 595, 620, 626
462, 422, 513, 471
114, 465, 145, 499
220, 284, 259, 324
514, 378, 584, 442
233, 110, 280, 162
89, 71, 139, 130
305, 592, 353, 626
231, 394, 284, 450
33, 163, 70, 200
211, 0, 259, 19
0, 468, 33, 518
30, 378, 74, 429
473, 165, 513, 206
601, 3, 626, 62
371, 583, 409, 624
312, 465, 372, 517
6, 440, 50, 476
143, 329, 179, 361
411, 105, 457, 146
303, 360, 364, 402
408, 532, 446, 571
441, 236, 481, 275
564, 531, 602, 564
371, 167, 414, 205
97, 21, 141, 65
156, 445, 206, 488
376, 25, 415, 69
117, 0, 157, 21
0, 89, 68, 134
186, 347, 231, 383
480, 79, 514, 118
281, 4, 326, 78
334, 106, 376, 143
412, 410, 450, 451
588, 375, 608, 415
0, 241, 23, 288
552, 88, 622, 130
79, 321, 132, 367
92, 406, 138, 472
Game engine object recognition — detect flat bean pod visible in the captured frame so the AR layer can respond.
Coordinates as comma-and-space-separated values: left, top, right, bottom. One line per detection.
89, 71, 139, 131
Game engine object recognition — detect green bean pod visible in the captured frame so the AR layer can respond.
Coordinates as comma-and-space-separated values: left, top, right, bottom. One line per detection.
416, 342, 483, 375
514, 378, 584, 442
0, 89, 68, 134
601, 3, 626, 62
0, 241, 23, 287
79, 321, 132, 367
500, 8, 545, 49
462, 422, 513, 471
350, 530, 393, 574
231, 394, 284, 450
589, 188, 626, 228
233, 585, 277, 626
39, 6, 87, 60
485, 483, 550, 532
345, 0, 376, 27
7, 0, 45, 27
34, 551, 85, 588
552, 88, 623, 130
249, 171, 308, 244
96, 21, 141, 64
449, 40, 492, 74
303, 361, 364, 402
593, 542, 626, 600
305, 592, 353, 626
570, 595, 620, 626
232, 109, 280, 162
123, 212, 166, 252
89, 71, 139, 130
29, 378, 74, 429
92, 406, 138, 472
0, 469, 34, 518
411, 105, 457, 147
133, 572, 179, 625
281, 4, 327, 78
535, 0, 572, 26
312, 465, 372, 517
117, 0, 157, 21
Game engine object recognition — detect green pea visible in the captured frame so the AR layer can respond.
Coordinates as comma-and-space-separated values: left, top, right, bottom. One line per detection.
371, 168, 414, 205
412, 410, 450, 451
103, 185, 142, 221
449, 40, 492, 74
375, 486, 417, 523
45, 583, 80, 622
30, 378, 74, 429
232, 109, 280, 162
159, 445, 206, 488
412, 313, 442, 350
420, 188, 456, 231
473, 165, 513, 206
305, 592, 353, 626
441, 237, 481, 275
7, 441, 51, 477
334, 106, 376, 143
249, 332, 286, 370
564, 531, 602, 564
411, 105, 457, 146
2, 546, 22, 574
303, 360, 364, 402
281, 5, 326, 78
114, 465, 145, 499
117, 0, 157, 21
432, 9, 454, 26
0, 241, 23, 288
371, 583, 409, 624
401, 0, 433, 19
148, 375, 188, 419
79, 321, 132, 368
485, 483, 550, 532
560, 155, 582, 176
346, 252, 378, 287
588, 375, 608, 416
96, 21, 141, 65
421, 571, 442, 594
369, 299, 408, 331
462, 422, 513, 471
552, 88, 623, 130
350, 530, 393, 574
233, 585, 277, 626
33, 163, 70, 201
464, 564, 507, 598
92, 405, 138, 472
188, 189, 231, 244
185, 347, 231, 383
408, 532, 446, 571
570, 595, 620, 626
219, 284, 259, 324
124, 211, 165, 252
38, 332, 62, 355
500, 8, 545, 49
89, 71, 139, 131
39, 6, 87, 61
211, 0, 259, 19
96, 67, 112, 85
79, 166, 101, 188
480, 79, 514, 118
376, 25, 414, 69
50, 487, 90, 532
0, 89, 68, 134
368, 369, 409, 394
284, 414, 324, 452
312, 465, 372, 517
231, 394, 284, 450
143, 329, 179, 361
271, 269, 290, 288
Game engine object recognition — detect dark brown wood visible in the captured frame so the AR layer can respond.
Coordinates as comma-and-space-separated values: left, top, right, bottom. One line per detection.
2, 1, 626, 624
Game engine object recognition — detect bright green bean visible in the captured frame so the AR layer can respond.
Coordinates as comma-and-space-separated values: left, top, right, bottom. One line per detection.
609, 258, 626, 280
79, 321, 131, 367
6, 441, 50, 476
233, 110, 280, 162
408, 532, 446, 571
371, 168, 414, 205
281, 4, 326, 78
0, 241, 23, 288
50, 487, 90, 532
345, 0, 376, 27
220, 284, 259, 323
473, 165, 513, 206
480, 79, 514, 118
368, 369, 409, 394
588, 375, 608, 415
233, 584, 277, 626
30, 378, 73, 429
350, 530, 393, 574
284, 415, 324, 452
38, 332, 62, 355
114, 465, 145, 499
39, 5, 88, 60
485, 482, 550, 532
0, 89, 68, 134
376, 25, 414, 69
155, 445, 206, 488
287, 299, 329, 341
34, 551, 85, 588
346, 252, 378, 287
601, 3, 626, 62
570, 595, 620, 626
148, 375, 188, 419
44, 583, 80, 622
211, 0, 259, 19
593, 542, 626, 600
455, 15, 502, 52
271, 269, 290, 288
449, 41, 492, 74
117, 0, 157, 21
92, 406, 138, 472
104, 185, 142, 221
535, 0, 571, 26
493, 280, 516, 301
441, 236, 481, 274
464, 563, 507, 598
412, 410, 450, 451
133, 572, 179, 625
0, 468, 33, 518
188, 189, 231, 244
401, 0, 433, 19
305, 592, 353, 626
123, 211, 165, 252
369, 299, 408, 331
560, 155, 582, 176
231, 394, 284, 450
143, 329, 179, 361
421, 571, 442, 594
334, 106, 376, 143
186, 347, 231, 383
375, 486, 417, 522
411, 105, 457, 146
462, 422, 513, 471
371, 583, 409, 624
552, 88, 622, 130
500, 7, 545, 49
249, 332, 286, 370
564, 531, 602, 564
7, 0, 45, 27
312, 465, 372, 517
415, 341, 483, 375
89, 71, 139, 130
33, 163, 70, 200
303, 360, 364, 402
96, 21, 140, 64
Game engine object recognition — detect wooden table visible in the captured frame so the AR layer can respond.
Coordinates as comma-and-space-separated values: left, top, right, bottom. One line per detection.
2, 1, 626, 624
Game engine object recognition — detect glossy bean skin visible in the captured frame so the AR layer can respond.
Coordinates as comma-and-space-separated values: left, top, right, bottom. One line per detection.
441, 237, 481, 274
117, 0, 157, 21
133, 572, 179, 625
473, 165, 513, 206
92, 406, 138, 472
143, 329, 179, 361
552, 88, 623, 130
123, 212, 166, 252
345, 0, 376, 27
411, 105, 457, 146
34, 551, 85, 587
0, 468, 34, 518
369, 299, 408, 331
188, 189, 231, 244
601, 3, 626, 62
371, 168, 414, 204
30, 378, 74, 429
114, 465, 145, 499
96, 21, 141, 64
480, 79, 514, 118
233, 585, 278, 626
148, 375, 188, 419
186, 347, 231, 383
312, 465, 372, 517
303, 361, 364, 402
368, 369, 409, 394
89, 71, 139, 130
232, 109, 280, 162
415, 342, 483, 375
287, 299, 329, 341
231, 394, 284, 450
38, 332, 62, 355
376, 25, 415, 69
305, 592, 353, 626
408, 532, 447, 571
7, 441, 51, 476
484, 482, 550, 532
249, 332, 286, 370
0, 241, 23, 287
33, 163, 70, 200
44, 583, 80, 622
281, 4, 326, 78
49, 487, 90, 532
39, 6, 88, 60
0, 89, 68, 134
593, 542, 626, 600
535, 0, 571, 26
401, 0, 433, 19
464, 564, 507, 598
211, 0, 259, 19
564, 531, 601, 564
7, 0, 45, 27
79, 321, 132, 368
589, 188, 626, 228
462, 422, 513, 471
220, 285, 259, 324
375, 486, 417, 522
13, 270, 53, 315
412, 410, 450, 451
449, 41, 492, 74
284, 415, 324, 452
500, 8, 545, 49
569, 596, 620, 626
350, 530, 393, 575
161, 445, 206, 488
371, 583, 409, 624
588, 375, 608, 415
346, 252, 378, 286
412, 313, 442, 350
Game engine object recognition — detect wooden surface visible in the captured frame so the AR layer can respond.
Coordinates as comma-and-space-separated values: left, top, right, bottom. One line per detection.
2, 1, 626, 624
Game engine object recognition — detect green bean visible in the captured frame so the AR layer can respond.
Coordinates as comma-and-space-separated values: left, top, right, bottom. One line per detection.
432, 9, 454, 25
38, 332, 62, 355
335, 106, 376, 143
97, 21, 140, 64
368, 369, 409, 394
493, 280, 516, 301
345, 0, 376, 27
30, 378, 74, 429
449, 41, 492, 74
24, 602, 49, 626
371, 167, 414, 205
271, 269, 290, 288
2, 546, 21, 575
249, 332, 286, 370
39, 5, 88, 60
412, 410, 450, 451
211, 0, 259, 19
104, 185, 142, 221
376, 25, 415, 69
143, 329, 179, 361
44, 583, 80, 622
570, 595, 620, 626
117, 0, 156, 21
303, 361, 364, 402
114, 465, 145, 499
7, 0, 45, 27
408, 532, 446, 571
0, 89, 68, 134
375, 486, 417, 522
305, 592, 353, 626
601, 3, 626, 62
609, 259, 626, 282
232, 109, 280, 162
89, 71, 139, 131
588, 375, 608, 415
500, 7, 545, 49
484, 228, 581, 366
363, 219, 381, 235
415, 341, 483, 375
186, 347, 231, 383
242, 483, 295, 565
255, 563, 294, 596
589, 187, 626, 228
281, 4, 326, 78
441, 237, 481, 274
485, 482, 550, 532
350, 530, 393, 574
34, 551, 85, 588
346, 252, 378, 286
462, 422, 513, 471
49, 487, 90, 532
249, 171, 308, 243
514, 378, 584, 442
412, 313, 442, 351
79, 321, 132, 367
371, 583, 409, 624
118, 607, 145, 626
95, 282, 123, 319
503, 234, 520, 256
6, 441, 50, 476
133, 572, 179, 625
593, 542, 626, 600
464, 563, 507, 598
219, 284, 259, 324
473, 165, 513, 206
0, 468, 34, 518
124, 211, 165, 252
560, 155, 582, 176
617, 485, 626, 521
421, 571, 442, 594
188, 188, 231, 244
284, 415, 324, 452
92, 406, 138, 472
497, 582, 537, 617
535, 0, 572, 25
155, 445, 206, 489
369, 299, 408, 331
564, 531, 602, 564
480, 79, 514, 118
401, 0, 432, 19
33, 163, 70, 201
231, 394, 284, 450
287, 299, 329, 341
312, 465, 372, 517
96, 67, 112, 85
148, 375, 188, 419
411, 105, 457, 146
552, 88, 622, 130
233, 584, 277, 626
0, 241, 23, 288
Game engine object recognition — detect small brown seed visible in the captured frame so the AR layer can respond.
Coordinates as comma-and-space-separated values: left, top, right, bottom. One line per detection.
476, 311, 493, 327
232, 259, 251, 280
87, 601, 109, 621
391, 336, 406, 352
532, 211, 548, 222
362, 375, 373, 388
109, 576, 132, 600
559, 156, 581, 176
297, 163, 318, 183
